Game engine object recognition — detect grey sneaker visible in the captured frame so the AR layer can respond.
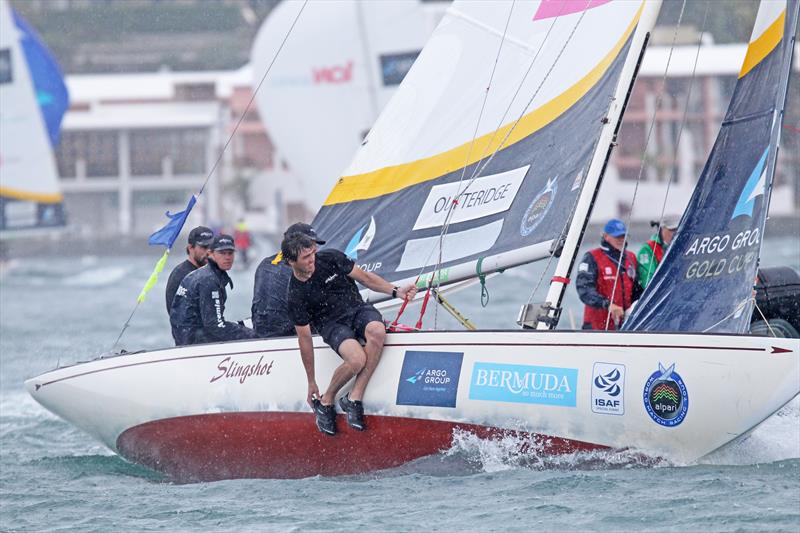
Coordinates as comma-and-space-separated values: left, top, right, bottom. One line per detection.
312, 399, 337, 436
338, 393, 365, 431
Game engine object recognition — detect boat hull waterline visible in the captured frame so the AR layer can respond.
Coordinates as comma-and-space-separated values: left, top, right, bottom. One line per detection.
25, 331, 799, 480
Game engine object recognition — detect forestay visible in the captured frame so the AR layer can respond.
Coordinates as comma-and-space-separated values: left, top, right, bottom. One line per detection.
312, 0, 653, 296
625, 0, 799, 333
0, 0, 68, 232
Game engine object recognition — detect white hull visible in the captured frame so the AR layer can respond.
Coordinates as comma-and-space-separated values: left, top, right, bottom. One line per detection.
25, 330, 799, 480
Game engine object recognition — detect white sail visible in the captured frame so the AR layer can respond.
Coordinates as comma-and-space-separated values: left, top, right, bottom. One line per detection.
250, 0, 442, 211
0, 0, 66, 233
313, 0, 662, 301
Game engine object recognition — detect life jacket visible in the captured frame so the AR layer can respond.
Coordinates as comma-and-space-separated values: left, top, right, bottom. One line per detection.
583, 248, 637, 330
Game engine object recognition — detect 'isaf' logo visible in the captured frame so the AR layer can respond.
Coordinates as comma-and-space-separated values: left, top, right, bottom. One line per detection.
643, 362, 688, 427
591, 362, 625, 415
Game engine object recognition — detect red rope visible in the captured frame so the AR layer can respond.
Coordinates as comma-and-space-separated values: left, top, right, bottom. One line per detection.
415, 287, 433, 330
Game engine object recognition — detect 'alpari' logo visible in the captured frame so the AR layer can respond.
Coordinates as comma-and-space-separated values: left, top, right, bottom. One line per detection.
345, 217, 376, 260
731, 147, 768, 220
406, 368, 427, 384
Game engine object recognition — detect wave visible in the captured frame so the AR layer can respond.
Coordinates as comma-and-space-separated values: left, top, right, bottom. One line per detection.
62, 266, 129, 287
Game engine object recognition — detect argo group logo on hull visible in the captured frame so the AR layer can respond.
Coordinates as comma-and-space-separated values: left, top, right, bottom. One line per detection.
396, 351, 463, 408
469, 362, 577, 407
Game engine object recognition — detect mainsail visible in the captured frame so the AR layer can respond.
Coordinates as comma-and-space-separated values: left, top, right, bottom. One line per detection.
625, 0, 799, 333
313, 0, 660, 298
0, 0, 68, 232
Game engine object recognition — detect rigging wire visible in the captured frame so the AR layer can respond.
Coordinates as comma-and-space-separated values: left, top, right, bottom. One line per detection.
653, 1, 709, 245
604, 0, 687, 331
413, 1, 587, 329
111, 0, 308, 351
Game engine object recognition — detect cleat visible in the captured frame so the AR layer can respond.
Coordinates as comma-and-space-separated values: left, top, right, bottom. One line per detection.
312, 399, 337, 436
338, 393, 366, 431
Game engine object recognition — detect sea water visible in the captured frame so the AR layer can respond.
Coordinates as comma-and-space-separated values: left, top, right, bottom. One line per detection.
1, 237, 798, 532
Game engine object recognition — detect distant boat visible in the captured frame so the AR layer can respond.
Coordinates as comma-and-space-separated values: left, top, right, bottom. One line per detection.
0, 0, 68, 234
26, 0, 799, 482
250, 0, 444, 212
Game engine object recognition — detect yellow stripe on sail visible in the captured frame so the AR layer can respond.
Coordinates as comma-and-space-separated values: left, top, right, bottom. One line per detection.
739, 9, 786, 79
323, 1, 644, 206
0, 186, 63, 204
137, 249, 170, 304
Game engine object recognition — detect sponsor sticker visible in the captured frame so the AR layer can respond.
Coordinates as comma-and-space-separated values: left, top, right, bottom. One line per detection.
643, 362, 688, 427
412, 166, 528, 230
520, 176, 557, 236
591, 362, 625, 415
396, 351, 463, 408
469, 362, 577, 407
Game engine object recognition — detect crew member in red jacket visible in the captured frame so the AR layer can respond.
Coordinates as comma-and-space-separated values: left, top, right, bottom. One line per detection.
576, 219, 643, 330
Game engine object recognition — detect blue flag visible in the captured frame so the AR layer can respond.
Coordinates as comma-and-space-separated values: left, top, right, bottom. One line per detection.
12, 8, 69, 147
148, 196, 197, 248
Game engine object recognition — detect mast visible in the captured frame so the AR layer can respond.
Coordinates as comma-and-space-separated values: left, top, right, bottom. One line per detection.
535, 0, 663, 330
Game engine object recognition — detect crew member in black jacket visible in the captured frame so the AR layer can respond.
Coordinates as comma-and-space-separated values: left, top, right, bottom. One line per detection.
165, 225, 214, 314
170, 234, 257, 346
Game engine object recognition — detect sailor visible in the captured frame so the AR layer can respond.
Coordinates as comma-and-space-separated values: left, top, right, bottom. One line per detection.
576, 218, 643, 330
251, 223, 325, 338
637, 215, 680, 289
165, 226, 214, 314
170, 234, 257, 346
281, 231, 417, 435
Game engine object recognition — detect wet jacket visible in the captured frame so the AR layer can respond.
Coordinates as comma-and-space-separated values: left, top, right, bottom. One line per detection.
251, 253, 295, 337
169, 258, 256, 346
576, 239, 642, 330
165, 259, 198, 314
637, 233, 665, 289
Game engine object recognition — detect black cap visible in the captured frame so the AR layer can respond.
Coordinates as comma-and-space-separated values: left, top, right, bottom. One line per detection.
188, 226, 214, 247
211, 234, 235, 251
284, 222, 325, 244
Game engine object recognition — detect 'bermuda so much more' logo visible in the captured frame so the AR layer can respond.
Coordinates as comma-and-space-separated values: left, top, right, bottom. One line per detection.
643, 362, 688, 427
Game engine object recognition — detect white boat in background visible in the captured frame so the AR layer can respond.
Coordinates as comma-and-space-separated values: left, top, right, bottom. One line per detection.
0, 0, 68, 234
250, 0, 445, 211
26, 0, 800, 481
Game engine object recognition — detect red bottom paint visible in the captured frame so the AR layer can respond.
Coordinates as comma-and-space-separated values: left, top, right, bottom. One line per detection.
116, 412, 606, 481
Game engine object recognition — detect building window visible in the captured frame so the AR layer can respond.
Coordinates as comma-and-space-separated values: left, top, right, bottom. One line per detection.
130, 128, 206, 176
85, 131, 119, 177
55, 130, 119, 178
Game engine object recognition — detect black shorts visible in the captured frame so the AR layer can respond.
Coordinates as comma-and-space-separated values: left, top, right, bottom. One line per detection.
320, 304, 383, 355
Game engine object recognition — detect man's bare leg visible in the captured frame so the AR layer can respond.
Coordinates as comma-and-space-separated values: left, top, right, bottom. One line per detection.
349, 321, 386, 401
320, 339, 365, 405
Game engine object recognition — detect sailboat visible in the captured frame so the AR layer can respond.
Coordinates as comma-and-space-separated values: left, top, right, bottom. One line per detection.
25, 0, 799, 482
0, 0, 68, 234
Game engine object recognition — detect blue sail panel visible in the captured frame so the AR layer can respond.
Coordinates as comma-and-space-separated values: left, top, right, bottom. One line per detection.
12, 8, 69, 147
624, 2, 798, 333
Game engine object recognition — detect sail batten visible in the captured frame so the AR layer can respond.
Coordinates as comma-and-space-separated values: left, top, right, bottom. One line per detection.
625, 0, 798, 334
313, 0, 660, 296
